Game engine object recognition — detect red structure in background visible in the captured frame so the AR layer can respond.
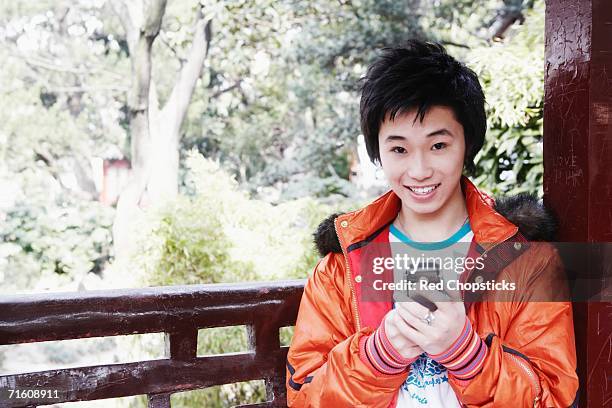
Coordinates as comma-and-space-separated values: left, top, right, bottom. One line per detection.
100, 159, 130, 206
544, 0, 612, 406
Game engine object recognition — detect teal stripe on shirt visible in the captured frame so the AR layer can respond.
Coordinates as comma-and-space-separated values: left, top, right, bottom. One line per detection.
389, 220, 471, 251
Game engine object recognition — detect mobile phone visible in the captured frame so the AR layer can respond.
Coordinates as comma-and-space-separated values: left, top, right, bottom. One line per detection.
405, 258, 441, 311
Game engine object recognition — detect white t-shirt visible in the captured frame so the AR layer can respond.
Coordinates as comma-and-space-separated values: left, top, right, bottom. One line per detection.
389, 218, 473, 408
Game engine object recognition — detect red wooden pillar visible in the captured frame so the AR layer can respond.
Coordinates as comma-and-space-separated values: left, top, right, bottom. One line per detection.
544, 0, 612, 406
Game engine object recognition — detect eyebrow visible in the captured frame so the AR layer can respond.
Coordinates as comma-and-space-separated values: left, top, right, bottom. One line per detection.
383, 128, 454, 142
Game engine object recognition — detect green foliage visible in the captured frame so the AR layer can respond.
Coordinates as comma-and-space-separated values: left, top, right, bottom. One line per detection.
468, 0, 545, 196
178, 0, 544, 199
131, 195, 253, 286
0, 1, 126, 291
133, 152, 345, 285
0, 82, 115, 291
279, 325, 295, 347
0, 194, 114, 292
179, 0, 427, 198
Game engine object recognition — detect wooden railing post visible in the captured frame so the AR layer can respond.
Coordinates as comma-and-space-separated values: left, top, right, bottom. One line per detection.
247, 319, 286, 406
147, 393, 171, 408
145, 329, 199, 408
165, 329, 198, 360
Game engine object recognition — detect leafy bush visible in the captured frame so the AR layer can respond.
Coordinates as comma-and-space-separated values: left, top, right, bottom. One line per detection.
468, 0, 545, 197
0, 183, 114, 293
131, 195, 254, 286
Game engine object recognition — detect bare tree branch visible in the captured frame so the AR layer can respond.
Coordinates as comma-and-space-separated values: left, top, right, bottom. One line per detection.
210, 80, 242, 99
162, 6, 212, 139
337, 0, 362, 20
32, 150, 95, 199
72, 158, 99, 198
159, 32, 186, 66
488, 0, 526, 40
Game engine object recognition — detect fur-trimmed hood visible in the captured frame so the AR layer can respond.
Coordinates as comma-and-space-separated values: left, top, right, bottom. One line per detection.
313, 193, 558, 257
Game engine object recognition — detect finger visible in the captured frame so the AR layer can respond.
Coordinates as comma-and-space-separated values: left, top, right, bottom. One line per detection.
397, 299, 431, 319
395, 303, 435, 333
403, 309, 435, 333
433, 297, 465, 313
391, 311, 427, 344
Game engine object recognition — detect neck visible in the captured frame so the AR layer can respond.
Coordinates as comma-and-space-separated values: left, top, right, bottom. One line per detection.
396, 182, 468, 242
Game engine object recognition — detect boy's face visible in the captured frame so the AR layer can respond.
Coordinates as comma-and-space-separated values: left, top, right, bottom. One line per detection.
378, 105, 466, 216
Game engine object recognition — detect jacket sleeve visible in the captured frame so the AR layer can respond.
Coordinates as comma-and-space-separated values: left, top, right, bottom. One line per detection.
286, 252, 408, 407
449, 243, 579, 407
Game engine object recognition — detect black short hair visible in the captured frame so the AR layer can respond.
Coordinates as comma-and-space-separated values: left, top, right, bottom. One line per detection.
359, 39, 486, 175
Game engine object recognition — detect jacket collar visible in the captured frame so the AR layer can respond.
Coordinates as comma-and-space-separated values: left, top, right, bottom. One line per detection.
334, 176, 518, 253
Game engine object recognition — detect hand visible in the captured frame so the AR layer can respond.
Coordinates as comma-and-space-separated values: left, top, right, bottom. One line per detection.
384, 309, 425, 360
394, 298, 467, 356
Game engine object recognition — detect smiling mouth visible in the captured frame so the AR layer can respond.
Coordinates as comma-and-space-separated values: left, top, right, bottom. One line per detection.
405, 183, 441, 195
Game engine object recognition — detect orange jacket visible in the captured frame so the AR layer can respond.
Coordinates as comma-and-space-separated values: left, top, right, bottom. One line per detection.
286, 176, 578, 407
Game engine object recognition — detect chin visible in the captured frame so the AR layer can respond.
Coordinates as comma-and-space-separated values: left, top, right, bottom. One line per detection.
405, 202, 443, 215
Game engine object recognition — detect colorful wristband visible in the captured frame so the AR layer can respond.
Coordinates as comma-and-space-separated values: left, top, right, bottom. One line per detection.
362, 316, 419, 375
428, 317, 488, 380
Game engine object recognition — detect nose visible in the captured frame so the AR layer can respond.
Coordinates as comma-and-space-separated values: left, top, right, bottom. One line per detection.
406, 152, 433, 181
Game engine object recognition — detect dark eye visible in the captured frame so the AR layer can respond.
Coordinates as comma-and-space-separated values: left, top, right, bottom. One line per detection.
391, 146, 406, 154
432, 142, 447, 150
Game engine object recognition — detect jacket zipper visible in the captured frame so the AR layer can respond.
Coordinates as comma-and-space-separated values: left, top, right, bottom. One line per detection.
334, 218, 361, 332
507, 352, 542, 407
457, 350, 542, 408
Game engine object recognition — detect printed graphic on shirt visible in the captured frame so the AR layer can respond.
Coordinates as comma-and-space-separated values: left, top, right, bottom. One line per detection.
401, 354, 450, 405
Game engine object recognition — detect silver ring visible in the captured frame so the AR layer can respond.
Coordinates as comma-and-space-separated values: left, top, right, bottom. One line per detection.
423, 311, 435, 325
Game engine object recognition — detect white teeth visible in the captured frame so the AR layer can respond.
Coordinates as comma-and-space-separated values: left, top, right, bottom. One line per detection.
409, 184, 439, 195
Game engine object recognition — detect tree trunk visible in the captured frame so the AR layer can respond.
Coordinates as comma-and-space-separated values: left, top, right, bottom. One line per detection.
111, 0, 167, 260
146, 10, 211, 203
111, 1, 211, 261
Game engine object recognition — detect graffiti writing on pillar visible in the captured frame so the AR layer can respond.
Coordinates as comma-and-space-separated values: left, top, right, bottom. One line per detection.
552, 154, 583, 187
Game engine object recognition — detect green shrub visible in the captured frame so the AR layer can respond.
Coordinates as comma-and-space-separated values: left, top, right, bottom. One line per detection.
0, 193, 114, 293
131, 195, 255, 286
468, 0, 545, 197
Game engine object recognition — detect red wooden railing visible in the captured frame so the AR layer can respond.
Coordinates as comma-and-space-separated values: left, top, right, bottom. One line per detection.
0, 280, 305, 407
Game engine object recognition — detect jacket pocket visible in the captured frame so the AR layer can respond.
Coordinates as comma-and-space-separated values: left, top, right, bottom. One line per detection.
485, 333, 542, 407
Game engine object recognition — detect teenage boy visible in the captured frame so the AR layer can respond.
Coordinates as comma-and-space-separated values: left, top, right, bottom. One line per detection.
286, 40, 578, 407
